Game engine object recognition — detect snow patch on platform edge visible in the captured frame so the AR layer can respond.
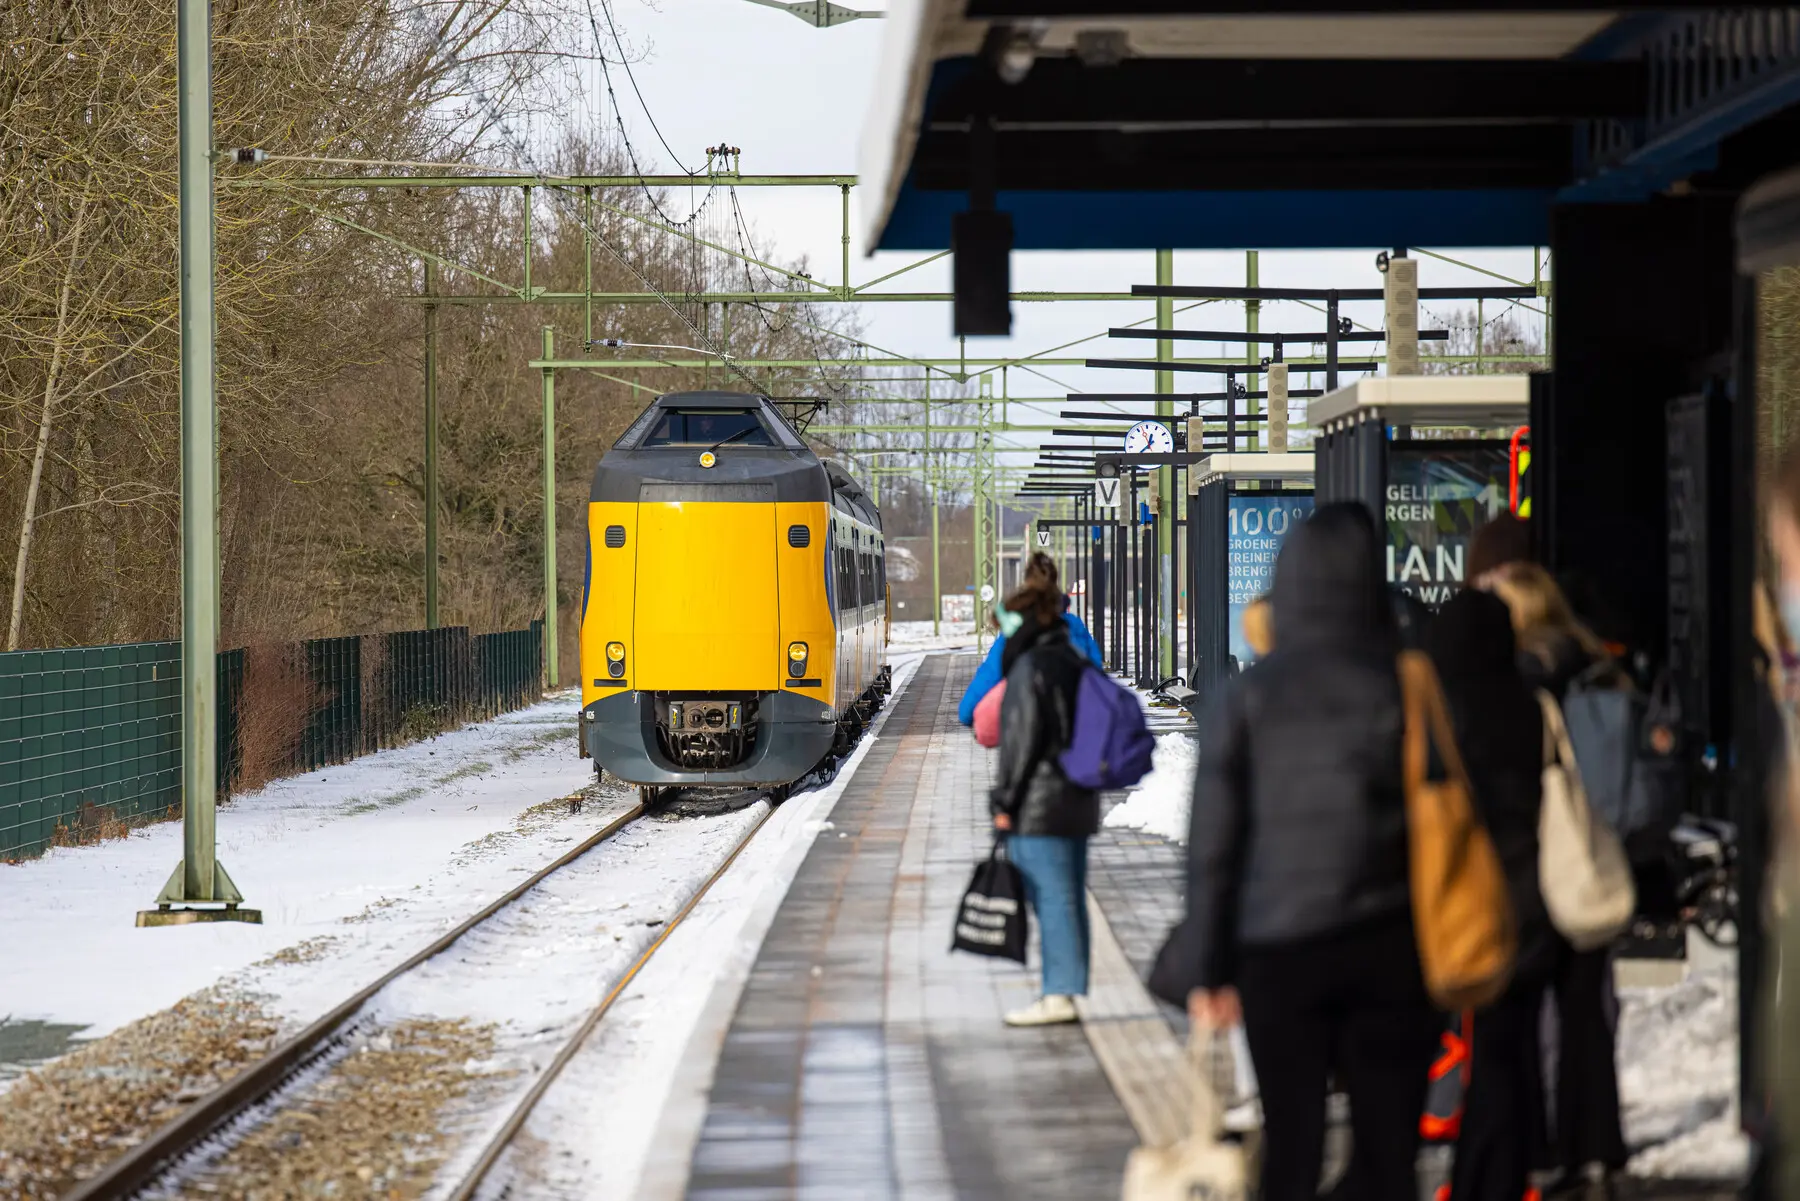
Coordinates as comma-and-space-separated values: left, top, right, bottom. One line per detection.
1103, 732, 1198, 845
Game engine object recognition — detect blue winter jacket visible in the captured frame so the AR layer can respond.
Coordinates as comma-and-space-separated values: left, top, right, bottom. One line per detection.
957, 611, 1103, 725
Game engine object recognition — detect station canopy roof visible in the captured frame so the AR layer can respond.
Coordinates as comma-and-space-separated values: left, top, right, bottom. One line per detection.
862, 4, 1800, 253
1307, 374, 1530, 430
1191, 451, 1315, 489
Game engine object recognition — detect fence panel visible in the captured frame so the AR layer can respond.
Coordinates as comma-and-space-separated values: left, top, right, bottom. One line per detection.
0, 642, 182, 860
472, 620, 543, 719
2, 622, 544, 861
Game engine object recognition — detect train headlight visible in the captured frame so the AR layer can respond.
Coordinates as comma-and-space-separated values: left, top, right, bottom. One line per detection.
698, 451, 716, 469
787, 642, 808, 677
605, 641, 626, 678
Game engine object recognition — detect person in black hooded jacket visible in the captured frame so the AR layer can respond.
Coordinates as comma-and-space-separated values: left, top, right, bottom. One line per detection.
991, 562, 1100, 1028
1425, 589, 1554, 1201
1150, 502, 1439, 1201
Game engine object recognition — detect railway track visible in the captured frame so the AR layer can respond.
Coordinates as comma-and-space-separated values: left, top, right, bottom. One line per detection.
62, 795, 778, 1201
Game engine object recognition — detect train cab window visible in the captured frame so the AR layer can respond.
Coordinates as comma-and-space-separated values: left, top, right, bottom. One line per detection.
639, 409, 773, 448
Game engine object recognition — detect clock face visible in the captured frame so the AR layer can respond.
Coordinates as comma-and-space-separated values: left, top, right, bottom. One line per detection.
1123, 420, 1174, 455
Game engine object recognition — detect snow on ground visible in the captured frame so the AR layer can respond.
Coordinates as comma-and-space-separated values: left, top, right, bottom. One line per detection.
1619, 963, 1748, 1179
489, 655, 926, 1201
890, 618, 978, 651
0, 693, 603, 1070
1103, 732, 1198, 844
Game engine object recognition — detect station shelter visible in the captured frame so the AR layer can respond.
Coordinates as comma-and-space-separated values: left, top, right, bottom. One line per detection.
1185, 452, 1314, 703
863, 3, 1800, 1149
1311, 376, 1531, 605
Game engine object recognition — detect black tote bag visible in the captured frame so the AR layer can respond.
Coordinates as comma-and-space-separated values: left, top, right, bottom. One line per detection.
951, 837, 1029, 963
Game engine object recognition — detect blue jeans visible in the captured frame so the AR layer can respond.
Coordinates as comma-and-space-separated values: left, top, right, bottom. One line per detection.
1008, 834, 1091, 996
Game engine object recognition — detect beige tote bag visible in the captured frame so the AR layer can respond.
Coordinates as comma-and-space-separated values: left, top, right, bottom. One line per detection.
1121, 1027, 1251, 1201
1538, 689, 1636, 951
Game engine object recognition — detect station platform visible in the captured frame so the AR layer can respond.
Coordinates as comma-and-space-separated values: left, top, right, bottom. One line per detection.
678, 652, 1739, 1201
683, 653, 1194, 1201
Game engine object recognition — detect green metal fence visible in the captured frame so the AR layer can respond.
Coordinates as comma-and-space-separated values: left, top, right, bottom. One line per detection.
0, 642, 183, 860
1, 621, 544, 861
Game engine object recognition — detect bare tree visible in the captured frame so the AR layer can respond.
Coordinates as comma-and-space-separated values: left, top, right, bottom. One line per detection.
2, 0, 874, 660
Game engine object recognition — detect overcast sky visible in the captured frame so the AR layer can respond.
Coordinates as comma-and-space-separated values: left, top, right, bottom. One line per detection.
584, 0, 1550, 477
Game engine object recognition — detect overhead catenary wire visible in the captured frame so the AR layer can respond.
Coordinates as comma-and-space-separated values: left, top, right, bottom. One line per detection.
582, 0, 714, 230
726, 187, 857, 400
591, 0, 695, 174
397, 2, 761, 393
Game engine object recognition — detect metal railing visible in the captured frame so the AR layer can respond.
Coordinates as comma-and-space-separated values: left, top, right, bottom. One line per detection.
1, 622, 543, 861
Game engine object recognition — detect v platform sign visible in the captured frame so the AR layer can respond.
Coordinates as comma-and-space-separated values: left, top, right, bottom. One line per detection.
1093, 477, 1122, 509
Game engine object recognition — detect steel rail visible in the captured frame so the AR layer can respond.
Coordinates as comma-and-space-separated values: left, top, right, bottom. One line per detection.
443, 801, 780, 1199
62, 801, 647, 1201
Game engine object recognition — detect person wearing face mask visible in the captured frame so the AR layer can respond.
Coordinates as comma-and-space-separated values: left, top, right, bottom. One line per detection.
957, 553, 1103, 727
989, 560, 1103, 1026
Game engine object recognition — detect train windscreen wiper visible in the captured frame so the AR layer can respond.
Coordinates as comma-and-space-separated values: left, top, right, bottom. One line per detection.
702, 425, 761, 456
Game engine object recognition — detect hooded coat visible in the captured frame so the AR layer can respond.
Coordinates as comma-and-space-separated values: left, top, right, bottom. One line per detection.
1151, 503, 1412, 998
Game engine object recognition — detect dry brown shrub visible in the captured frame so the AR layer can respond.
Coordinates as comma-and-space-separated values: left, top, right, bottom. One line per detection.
47, 801, 134, 848
231, 644, 322, 796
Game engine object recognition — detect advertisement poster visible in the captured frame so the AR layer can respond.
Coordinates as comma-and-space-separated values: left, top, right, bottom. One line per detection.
1228, 494, 1313, 664
1385, 442, 1510, 605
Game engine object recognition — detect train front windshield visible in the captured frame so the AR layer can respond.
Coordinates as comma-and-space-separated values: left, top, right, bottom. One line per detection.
641, 409, 773, 447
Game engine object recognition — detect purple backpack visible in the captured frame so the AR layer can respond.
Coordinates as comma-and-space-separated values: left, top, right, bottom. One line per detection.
1057, 667, 1156, 790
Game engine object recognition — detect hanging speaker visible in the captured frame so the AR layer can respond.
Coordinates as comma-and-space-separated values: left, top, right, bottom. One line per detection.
953, 210, 1013, 337
1384, 257, 1420, 375
1267, 363, 1289, 452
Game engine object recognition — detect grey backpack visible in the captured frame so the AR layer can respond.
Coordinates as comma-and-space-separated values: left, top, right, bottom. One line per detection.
1560, 668, 1684, 849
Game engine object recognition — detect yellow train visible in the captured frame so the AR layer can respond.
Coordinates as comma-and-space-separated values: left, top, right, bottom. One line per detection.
579, 391, 890, 802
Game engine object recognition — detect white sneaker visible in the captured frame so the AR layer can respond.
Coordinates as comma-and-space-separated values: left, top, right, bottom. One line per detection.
1004, 994, 1080, 1026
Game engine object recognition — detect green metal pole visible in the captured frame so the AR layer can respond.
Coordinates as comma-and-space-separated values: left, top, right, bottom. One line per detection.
145, 0, 253, 923
583, 186, 594, 351
928, 376, 939, 637
177, 0, 220, 901
840, 184, 851, 296
995, 373, 1006, 602
974, 403, 986, 658
1063, 497, 1073, 593
976, 375, 997, 655
1155, 249, 1176, 680
424, 261, 440, 629
523, 185, 533, 297
542, 326, 559, 688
